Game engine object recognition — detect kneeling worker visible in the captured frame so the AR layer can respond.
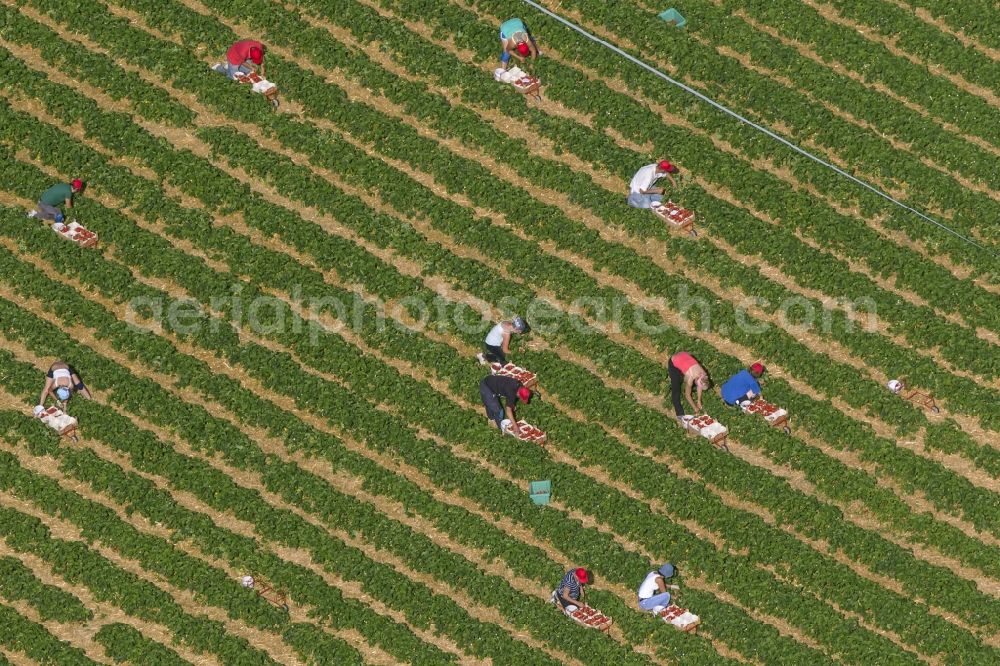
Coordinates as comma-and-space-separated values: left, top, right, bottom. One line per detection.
554, 567, 590, 612
637, 563, 678, 613
479, 373, 531, 436
721, 362, 765, 407
39, 360, 92, 407
27, 179, 83, 223
478, 316, 528, 365
627, 160, 677, 209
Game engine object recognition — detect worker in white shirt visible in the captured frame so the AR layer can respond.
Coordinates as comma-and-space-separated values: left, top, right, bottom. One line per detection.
39, 360, 92, 407
477, 316, 528, 365
627, 160, 678, 209
636, 563, 679, 613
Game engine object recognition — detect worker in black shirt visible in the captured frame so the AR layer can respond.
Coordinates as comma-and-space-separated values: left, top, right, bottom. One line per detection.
479, 374, 532, 436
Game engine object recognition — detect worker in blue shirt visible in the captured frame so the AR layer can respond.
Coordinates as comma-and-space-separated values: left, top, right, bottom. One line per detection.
721, 363, 765, 406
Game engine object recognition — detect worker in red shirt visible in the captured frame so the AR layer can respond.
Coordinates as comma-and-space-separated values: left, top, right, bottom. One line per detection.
225, 39, 266, 80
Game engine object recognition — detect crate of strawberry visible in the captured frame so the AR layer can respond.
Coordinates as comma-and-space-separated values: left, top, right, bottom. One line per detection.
489, 362, 538, 389
651, 200, 696, 235
503, 419, 546, 444
566, 605, 613, 631
657, 604, 700, 632
54, 221, 98, 248
741, 399, 790, 433
682, 414, 729, 450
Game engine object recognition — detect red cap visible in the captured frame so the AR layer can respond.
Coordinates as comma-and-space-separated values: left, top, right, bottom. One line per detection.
575, 568, 589, 584
750, 362, 765, 374
249, 46, 263, 64
657, 160, 676, 173
517, 386, 531, 403
71, 179, 83, 190
516, 42, 530, 56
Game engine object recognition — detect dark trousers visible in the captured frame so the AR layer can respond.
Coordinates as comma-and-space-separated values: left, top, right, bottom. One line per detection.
483, 344, 506, 365
479, 380, 504, 428
667, 360, 685, 417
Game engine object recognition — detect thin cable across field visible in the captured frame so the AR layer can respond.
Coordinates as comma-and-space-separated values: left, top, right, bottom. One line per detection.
520, 0, 997, 258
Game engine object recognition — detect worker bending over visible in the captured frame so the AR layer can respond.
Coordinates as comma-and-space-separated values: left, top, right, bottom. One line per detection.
225, 39, 266, 80
27, 179, 83, 223
627, 160, 677, 209
553, 567, 590, 612
478, 316, 528, 365
39, 360, 92, 407
721, 363, 765, 406
637, 563, 678, 613
499, 17, 539, 70
667, 351, 709, 423
479, 374, 531, 436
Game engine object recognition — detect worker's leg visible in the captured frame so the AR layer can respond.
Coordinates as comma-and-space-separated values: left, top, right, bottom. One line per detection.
479, 382, 504, 428
499, 50, 511, 69
627, 192, 662, 209
34, 202, 61, 221
638, 591, 671, 612
667, 360, 685, 417
483, 344, 506, 365
226, 62, 252, 80
557, 595, 580, 613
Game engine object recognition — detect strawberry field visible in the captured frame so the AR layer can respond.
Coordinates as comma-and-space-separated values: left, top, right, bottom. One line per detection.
0, 0, 998, 663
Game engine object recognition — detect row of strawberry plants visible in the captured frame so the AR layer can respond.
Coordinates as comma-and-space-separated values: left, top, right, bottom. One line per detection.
0, 458, 284, 664
0, 601, 93, 665
93, 623, 192, 666
0, 445, 365, 666
364, 0, 995, 332
0, 188, 820, 664
127, 0, 989, 414
4, 219, 908, 664
3, 55, 996, 628
805, 0, 1000, 95
703, 0, 1000, 149
506, 0, 1000, 253
0, 556, 91, 623
45, 0, 1000, 446
0, 303, 679, 666
292, 0, 1000, 386
3, 28, 996, 644
0, 5, 193, 127
893, 0, 1000, 51
347, 0, 1000, 354
0, 145, 988, 664
7, 68, 1000, 632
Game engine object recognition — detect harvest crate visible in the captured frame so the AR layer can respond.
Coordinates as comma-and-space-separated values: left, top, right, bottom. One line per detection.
494, 66, 542, 100
683, 414, 728, 450
36, 406, 78, 439
657, 604, 700, 632
504, 419, 547, 444
651, 200, 696, 235
563, 604, 613, 631
241, 575, 289, 612
489, 362, 539, 389
741, 398, 790, 433
54, 221, 98, 248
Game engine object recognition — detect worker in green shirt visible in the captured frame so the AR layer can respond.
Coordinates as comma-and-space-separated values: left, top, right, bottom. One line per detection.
27, 179, 83, 223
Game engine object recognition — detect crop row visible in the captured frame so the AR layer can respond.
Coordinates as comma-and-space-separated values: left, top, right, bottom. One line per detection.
512, 0, 1000, 252
3, 7, 996, 656
0, 601, 94, 665
19, 0, 996, 446
291, 0, 1000, 387
0, 172, 988, 664
1, 44, 1000, 636
154, 0, 1000, 412
0, 556, 91, 623
0, 272, 707, 665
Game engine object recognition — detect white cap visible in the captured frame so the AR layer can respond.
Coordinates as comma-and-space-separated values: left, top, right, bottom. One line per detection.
241, 575, 255, 588
887, 379, 902, 393
33, 405, 44, 417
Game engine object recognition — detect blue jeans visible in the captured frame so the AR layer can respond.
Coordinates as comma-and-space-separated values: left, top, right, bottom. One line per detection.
638, 591, 671, 611
627, 192, 663, 209
479, 381, 504, 428
227, 62, 252, 80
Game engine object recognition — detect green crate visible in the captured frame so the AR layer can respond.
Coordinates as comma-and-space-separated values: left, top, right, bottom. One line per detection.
529, 480, 551, 505
658, 8, 687, 28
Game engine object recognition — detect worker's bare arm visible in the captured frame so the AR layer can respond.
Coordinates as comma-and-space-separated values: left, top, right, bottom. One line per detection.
39, 377, 53, 406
